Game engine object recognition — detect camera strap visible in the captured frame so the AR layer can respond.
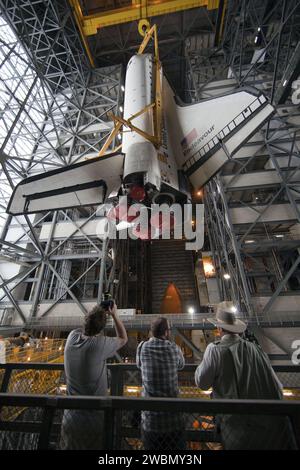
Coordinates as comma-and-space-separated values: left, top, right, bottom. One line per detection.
137, 341, 145, 365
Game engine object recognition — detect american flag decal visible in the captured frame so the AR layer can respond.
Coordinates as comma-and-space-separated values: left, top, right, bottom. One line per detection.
181, 128, 198, 148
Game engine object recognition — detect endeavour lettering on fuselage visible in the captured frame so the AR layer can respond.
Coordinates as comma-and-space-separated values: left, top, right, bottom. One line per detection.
183, 124, 215, 157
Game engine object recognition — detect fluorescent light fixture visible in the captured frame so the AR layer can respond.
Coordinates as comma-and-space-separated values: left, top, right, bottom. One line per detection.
223, 273, 231, 280
188, 307, 195, 314
283, 79, 288, 87
121, 85, 125, 92
254, 36, 258, 44
118, 133, 122, 140
126, 386, 139, 393
245, 240, 255, 244
275, 234, 284, 238
203, 256, 216, 278
231, 306, 237, 313
119, 106, 123, 112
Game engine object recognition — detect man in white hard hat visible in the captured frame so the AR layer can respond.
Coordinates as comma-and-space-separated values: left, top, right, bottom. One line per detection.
195, 301, 296, 449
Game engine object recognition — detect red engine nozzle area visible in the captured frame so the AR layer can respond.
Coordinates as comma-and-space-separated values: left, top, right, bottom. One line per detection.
107, 188, 177, 241
128, 184, 146, 202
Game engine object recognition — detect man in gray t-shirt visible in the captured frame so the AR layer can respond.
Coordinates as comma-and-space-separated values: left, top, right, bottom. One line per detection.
60, 303, 127, 450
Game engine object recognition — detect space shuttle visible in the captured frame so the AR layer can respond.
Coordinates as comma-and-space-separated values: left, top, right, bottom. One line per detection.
7, 25, 274, 228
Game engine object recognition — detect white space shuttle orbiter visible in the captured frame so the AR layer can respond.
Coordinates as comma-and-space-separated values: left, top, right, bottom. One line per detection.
7, 25, 274, 219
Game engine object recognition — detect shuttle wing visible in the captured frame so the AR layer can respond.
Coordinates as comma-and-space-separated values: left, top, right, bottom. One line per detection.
164, 82, 275, 188
7, 152, 124, 215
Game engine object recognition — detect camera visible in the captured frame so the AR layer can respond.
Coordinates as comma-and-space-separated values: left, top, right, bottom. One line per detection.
101, 292, 114, 311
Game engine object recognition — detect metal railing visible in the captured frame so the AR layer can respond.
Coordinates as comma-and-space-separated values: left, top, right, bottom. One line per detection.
0, 393, 299, 450
0, 362, 299, 400
0, 363, 300, 450
3, 339, 65, 364
3, 312, 300, 332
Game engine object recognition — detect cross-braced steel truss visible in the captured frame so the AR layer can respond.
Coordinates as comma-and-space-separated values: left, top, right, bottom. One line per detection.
1, 0, 300, 347
187, 0, 300, 352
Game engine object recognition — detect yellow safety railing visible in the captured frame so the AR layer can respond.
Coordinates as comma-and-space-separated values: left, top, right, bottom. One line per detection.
0, 339, 66, 421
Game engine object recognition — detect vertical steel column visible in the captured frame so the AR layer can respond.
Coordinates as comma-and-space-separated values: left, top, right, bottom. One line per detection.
97, 230, 108, 304
216, 175, 254, 316
29, 212, 58, 321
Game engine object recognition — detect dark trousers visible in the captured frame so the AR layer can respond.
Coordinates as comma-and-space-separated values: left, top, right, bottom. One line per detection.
142, 429, 185, 451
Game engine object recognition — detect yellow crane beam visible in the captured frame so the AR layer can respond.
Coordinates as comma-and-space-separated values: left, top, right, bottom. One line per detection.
68, 0, 95, 66
74, 0, 220, 36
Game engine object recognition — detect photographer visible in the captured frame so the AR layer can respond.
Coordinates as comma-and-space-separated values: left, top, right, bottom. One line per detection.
60, 301, 127, 450
195, 301, 296, 449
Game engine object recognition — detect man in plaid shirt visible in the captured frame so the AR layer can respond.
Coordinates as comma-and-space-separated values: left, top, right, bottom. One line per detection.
136, 317, 185, 450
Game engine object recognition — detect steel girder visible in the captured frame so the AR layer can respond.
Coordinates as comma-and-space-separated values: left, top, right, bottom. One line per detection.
187, 0, 300, 328
0, 0, 91, 91
72, 0, 220, 36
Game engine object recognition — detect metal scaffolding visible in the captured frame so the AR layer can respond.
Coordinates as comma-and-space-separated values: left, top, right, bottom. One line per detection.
187, 0, 300, 352
0, 1, 219, 335
1, 0, 300, 358
0, 1, 123, 330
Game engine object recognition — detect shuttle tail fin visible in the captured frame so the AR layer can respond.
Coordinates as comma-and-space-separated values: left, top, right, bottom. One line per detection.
165, 85, 275, 188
